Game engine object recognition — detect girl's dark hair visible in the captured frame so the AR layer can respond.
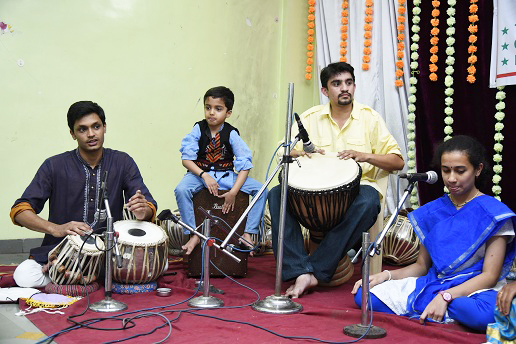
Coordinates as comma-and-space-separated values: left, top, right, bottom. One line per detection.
432, 135, 491, 192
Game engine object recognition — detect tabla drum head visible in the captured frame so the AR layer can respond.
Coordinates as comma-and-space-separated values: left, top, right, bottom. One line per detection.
68, 233, 105, 252
115, 220, 166, 245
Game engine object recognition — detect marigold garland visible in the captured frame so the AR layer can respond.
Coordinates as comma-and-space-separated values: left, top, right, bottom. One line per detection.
467, 0, 478, 83
429, 0, 441, 81
395, 0, 406, 87
363, 0, 373, 71
492, 87, 506, 200
443, 0, 457, 141
306, 0, 316, 80
340, 0, 349, 62
408, 0, 422, 208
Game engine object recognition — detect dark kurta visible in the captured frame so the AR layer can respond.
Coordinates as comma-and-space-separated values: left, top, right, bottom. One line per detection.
13, 148, 157, 263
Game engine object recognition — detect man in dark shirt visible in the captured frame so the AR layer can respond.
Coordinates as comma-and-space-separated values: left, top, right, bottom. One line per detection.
10, 101, 157, 287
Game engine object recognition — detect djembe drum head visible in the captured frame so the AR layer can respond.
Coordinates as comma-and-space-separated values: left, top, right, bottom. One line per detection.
286, 152, 361, 232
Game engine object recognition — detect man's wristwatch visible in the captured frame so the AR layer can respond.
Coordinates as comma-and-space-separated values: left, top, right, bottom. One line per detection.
439, 291, 453, 303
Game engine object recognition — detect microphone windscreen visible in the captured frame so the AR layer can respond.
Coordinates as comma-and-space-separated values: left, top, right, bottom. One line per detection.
427, 171, 439, 184
157, 209, 173, 221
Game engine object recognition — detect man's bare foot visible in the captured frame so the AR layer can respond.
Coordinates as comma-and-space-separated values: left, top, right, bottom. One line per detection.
285, 273, 318, 298
240, 233, 255, 256
182, 235, 200, 255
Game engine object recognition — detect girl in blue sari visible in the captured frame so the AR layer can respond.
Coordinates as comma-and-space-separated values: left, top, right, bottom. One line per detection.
352, 135, 516, 331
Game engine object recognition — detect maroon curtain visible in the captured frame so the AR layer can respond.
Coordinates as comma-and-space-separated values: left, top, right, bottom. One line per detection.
408, 0, 516, 210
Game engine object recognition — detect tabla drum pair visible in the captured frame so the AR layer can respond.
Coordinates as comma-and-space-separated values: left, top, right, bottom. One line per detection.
48, 220, 168, 285
286, 153, 361, 286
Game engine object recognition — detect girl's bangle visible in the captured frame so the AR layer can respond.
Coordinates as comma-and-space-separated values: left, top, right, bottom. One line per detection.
383, 270, 392, 282
199, 171, 205, 178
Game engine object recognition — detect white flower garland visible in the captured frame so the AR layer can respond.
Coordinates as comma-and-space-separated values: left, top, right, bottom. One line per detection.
493, 87, 506, 200
444, 0, 456, 142
408, 0, 422, 208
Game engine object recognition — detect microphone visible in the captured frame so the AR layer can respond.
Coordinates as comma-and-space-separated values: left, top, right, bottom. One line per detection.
114, 234, 123, 268
97, 171, 109, 211
293, 112, 315, 153
399, 171, 438, 184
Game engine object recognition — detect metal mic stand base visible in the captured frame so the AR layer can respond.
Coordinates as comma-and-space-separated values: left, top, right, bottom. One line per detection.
344, 233, 386, 339
90, 198, 127, 313
89, 297, 128, 313
188, 296, 224, 308
344, 324, 386, 339
188, 214, 224, 309
252, 295, 302, 314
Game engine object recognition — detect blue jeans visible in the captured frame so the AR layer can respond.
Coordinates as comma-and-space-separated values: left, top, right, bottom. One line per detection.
174, 171, 268, 234
354, 287, 496, 332
268, 184, 380, 283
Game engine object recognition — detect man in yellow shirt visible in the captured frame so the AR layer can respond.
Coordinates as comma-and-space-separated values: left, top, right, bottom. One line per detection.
269, 62, 404, 298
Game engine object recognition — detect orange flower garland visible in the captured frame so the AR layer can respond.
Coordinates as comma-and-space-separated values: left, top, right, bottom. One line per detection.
467, 0, 478, 83
306, 0, 316, 80
395, 0, 406, 87
363, 0, 373, 71
429, 0, 440, 81
340, 0, 349, 62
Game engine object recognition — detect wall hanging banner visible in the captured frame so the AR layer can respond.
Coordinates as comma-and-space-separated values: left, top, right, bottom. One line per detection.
489, 0, 516, 87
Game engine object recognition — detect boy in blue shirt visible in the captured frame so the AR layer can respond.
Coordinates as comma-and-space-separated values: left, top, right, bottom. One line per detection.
175, 86, 267, 254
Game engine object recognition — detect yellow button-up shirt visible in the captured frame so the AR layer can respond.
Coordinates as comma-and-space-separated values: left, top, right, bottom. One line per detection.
288, 101, 403, 197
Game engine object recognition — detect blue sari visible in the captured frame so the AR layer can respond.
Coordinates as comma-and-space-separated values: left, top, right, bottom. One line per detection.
406, 195, 516, 319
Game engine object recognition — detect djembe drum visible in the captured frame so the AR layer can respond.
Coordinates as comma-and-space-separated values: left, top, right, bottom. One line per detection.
382, 209, 420, 266
287, 153, 362, 286
48, 234, 105, 285
286, 153, 362, 232
113, 220, 168, 284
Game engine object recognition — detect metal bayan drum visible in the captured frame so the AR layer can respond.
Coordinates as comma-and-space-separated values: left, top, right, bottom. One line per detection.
48, 234, 105, 285
113, 220, 168, 284
157, 211, 188, 256
286, 153, 362, 232
382, 209, 419, 266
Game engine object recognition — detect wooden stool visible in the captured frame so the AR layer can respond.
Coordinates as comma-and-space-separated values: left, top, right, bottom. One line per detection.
187, 189, 249, 277
303, 230, 354, 287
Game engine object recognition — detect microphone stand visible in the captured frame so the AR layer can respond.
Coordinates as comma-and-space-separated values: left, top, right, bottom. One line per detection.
251, 82, 302, 314
345, 180, 416, 337
351, 181, 416, 261
188, 212, 224, 308
90, 194, 128, 312
169, 215, 241, 263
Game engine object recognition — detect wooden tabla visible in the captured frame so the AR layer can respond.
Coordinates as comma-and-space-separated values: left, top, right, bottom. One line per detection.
286, 153, 361, 232
48, 234, 105, 285
113, 220, 168, 284
382, 209, 419, 266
